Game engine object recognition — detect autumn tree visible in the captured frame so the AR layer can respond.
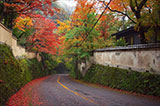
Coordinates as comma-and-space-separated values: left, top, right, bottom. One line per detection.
0, 1, 18, 28
58, 0, 109, 78
12, 15, 34, 46
141, 0, 160, 42
98, 13, 118, 40
0, 0, 57, 28
98, 0, 160, 43
27, 15, 60, 55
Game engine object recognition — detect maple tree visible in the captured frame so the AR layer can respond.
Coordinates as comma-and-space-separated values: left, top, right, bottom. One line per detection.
14, 15, 33, 32
13, 15, 34, 39
57, 0, 111, 78
57, 20, 71, 36
12, 15, 34, 46
0, 0, 63, 54
60, 0, 101, 54
0, 0, 57, 28
98, 13, 117, 40
27, 15, 60, 55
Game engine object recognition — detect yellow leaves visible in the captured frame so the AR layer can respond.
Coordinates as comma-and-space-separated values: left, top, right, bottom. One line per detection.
14, 16, 33, 31
56, 57, 63, 63
57, 20, 71, 33
59, 36, 66, 41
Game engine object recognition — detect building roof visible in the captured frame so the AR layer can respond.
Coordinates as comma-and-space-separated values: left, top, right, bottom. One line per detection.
0, 22, 12, 33
111, 27, 137, 37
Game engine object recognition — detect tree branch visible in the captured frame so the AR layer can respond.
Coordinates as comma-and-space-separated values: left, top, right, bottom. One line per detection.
135, 0, 138, 10
80, 0, 112, 44
130, 0, 136, 14
108, 6, 136, 24
139, 0, 148, 10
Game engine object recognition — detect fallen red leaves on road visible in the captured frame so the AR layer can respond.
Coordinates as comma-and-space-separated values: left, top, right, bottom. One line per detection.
0, 80, 4, 83
6, 76, 49, 106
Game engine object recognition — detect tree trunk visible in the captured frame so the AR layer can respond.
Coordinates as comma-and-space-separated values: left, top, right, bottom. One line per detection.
74, 55, 79, 79
154, 28, 158, 43
154, 26, 160, 43
41, 54, 46, 71
139, 30, 146, 44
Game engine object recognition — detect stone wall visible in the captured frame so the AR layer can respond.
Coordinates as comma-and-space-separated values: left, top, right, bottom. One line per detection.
94, 44, 160, 75
78, 44, 160, 75
0, 23, 12, 46
0, 23, 36, 59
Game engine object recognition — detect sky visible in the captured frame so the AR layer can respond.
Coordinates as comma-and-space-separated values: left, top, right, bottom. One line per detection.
57, 0, 77, 8
56, 0, 77, 14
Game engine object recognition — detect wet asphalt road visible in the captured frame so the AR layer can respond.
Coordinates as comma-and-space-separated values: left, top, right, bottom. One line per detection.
34, 74, 160, 106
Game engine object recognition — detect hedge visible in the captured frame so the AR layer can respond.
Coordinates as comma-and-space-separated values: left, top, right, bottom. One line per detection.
83, 64, 160, 96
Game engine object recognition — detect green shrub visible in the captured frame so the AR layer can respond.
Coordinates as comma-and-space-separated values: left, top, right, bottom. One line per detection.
28, 58, 44, 79
0, 44, 26, 105
83, 64, 160, 96
65, 58, 76, 78
0, 44, 55, 105
65, 57, 82, 79
40, 52, 57, 74
18, 59, 32, 83
114, 38, 127, 46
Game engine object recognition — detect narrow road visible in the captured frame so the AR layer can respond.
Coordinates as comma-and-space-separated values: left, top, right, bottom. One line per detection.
8, 74, 160, 106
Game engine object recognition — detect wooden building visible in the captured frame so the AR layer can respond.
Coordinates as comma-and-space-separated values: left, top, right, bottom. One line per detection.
112, 27, 141, 45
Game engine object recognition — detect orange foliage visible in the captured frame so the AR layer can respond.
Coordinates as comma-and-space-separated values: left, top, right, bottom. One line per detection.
71, 0, 97, 26
110, 0, 126, 11
99, 14, 116, 40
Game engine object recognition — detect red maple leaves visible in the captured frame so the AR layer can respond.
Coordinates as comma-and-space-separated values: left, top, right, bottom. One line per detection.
28, 15, 60, 55
7, 76, 49, 106
4, 0, 57, 17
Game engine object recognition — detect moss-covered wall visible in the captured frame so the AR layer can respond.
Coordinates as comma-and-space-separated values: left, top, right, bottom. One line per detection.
0, 44, 53, 105
83, 64, 160, 97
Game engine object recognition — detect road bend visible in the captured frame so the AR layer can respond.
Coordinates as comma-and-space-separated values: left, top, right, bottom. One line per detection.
7, 74, 160, 106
